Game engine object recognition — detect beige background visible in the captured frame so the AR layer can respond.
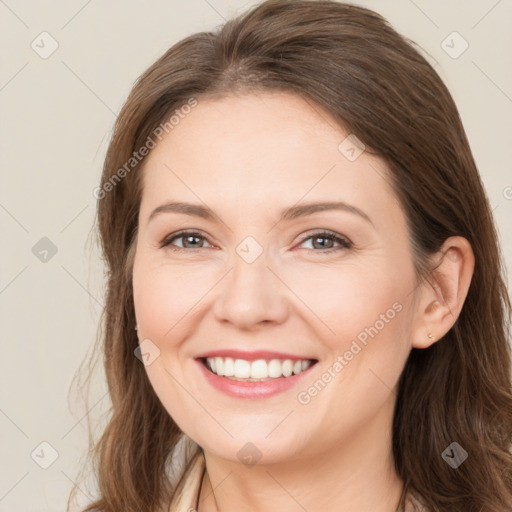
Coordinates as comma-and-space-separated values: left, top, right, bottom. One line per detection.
1, 1, 511, 510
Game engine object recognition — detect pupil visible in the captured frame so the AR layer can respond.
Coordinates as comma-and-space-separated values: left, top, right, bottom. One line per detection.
314, 236, 331, 249
185, 235, 201, 248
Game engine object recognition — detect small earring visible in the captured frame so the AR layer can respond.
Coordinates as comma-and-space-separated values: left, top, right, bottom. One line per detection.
135, 325, 138, 331
427, 331, 435, 341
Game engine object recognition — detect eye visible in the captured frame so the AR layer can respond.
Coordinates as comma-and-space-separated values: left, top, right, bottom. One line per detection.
160, 229, 352, 253
297, 230, 352, 253
160, 230, 212, 251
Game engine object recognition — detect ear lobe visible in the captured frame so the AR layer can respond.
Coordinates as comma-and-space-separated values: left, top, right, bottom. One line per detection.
411, 236, 475, 349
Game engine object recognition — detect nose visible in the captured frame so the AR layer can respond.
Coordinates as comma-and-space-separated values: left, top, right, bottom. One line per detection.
212, 247, 290, 330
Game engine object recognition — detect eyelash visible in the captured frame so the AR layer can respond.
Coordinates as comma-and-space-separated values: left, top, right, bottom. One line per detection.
160, 229, 352, 254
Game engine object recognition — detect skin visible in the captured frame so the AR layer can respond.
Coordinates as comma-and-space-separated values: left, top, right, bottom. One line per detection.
132, 91, 474, 512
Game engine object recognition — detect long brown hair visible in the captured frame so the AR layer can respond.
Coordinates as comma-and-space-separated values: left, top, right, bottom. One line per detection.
71, 1, 512, 510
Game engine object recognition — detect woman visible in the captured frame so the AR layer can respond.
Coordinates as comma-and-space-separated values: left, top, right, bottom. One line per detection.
73, 1, 512, 511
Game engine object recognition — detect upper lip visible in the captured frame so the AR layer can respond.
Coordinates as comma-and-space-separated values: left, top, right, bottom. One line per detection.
195, 349, 317, 361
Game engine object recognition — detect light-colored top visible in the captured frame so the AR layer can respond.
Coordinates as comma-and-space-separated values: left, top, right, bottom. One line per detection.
167, 448, 426, 512
168, 449, 206, 512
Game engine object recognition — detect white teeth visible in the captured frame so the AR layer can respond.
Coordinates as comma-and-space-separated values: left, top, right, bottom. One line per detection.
205, 357, 314, 380
268, 359, 283, 378
223, 357, 235, 377
215, 357, 224, 376
234, 359, 251, 378
251, 359, 268, 379
282, 359, 293, 377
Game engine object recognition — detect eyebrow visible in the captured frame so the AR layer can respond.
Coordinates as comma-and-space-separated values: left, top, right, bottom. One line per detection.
148, 200, 373, 226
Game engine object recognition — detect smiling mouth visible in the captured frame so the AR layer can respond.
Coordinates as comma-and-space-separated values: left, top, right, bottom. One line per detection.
199, 357, 318, 381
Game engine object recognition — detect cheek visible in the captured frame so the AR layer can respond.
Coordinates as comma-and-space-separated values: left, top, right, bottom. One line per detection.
282, 258, 411, 344
288, 257, 414, 406
292, 266, 413, 441
133, 258, 208, 342
132, 257, 206, 432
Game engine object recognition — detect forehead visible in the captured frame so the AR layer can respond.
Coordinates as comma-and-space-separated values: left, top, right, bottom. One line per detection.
139, 92, 402, 227
143, 92, 343, 175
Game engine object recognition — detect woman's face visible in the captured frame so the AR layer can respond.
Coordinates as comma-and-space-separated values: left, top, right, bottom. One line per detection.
133, 91, 420, 464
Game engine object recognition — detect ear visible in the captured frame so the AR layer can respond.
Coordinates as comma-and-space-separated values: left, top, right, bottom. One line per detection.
411, 236, 475, 349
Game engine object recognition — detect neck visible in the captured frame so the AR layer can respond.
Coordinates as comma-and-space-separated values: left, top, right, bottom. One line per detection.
197, 397, 404, 512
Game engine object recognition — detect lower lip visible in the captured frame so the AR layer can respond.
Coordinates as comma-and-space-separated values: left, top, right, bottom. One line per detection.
196, 359, 315, 399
